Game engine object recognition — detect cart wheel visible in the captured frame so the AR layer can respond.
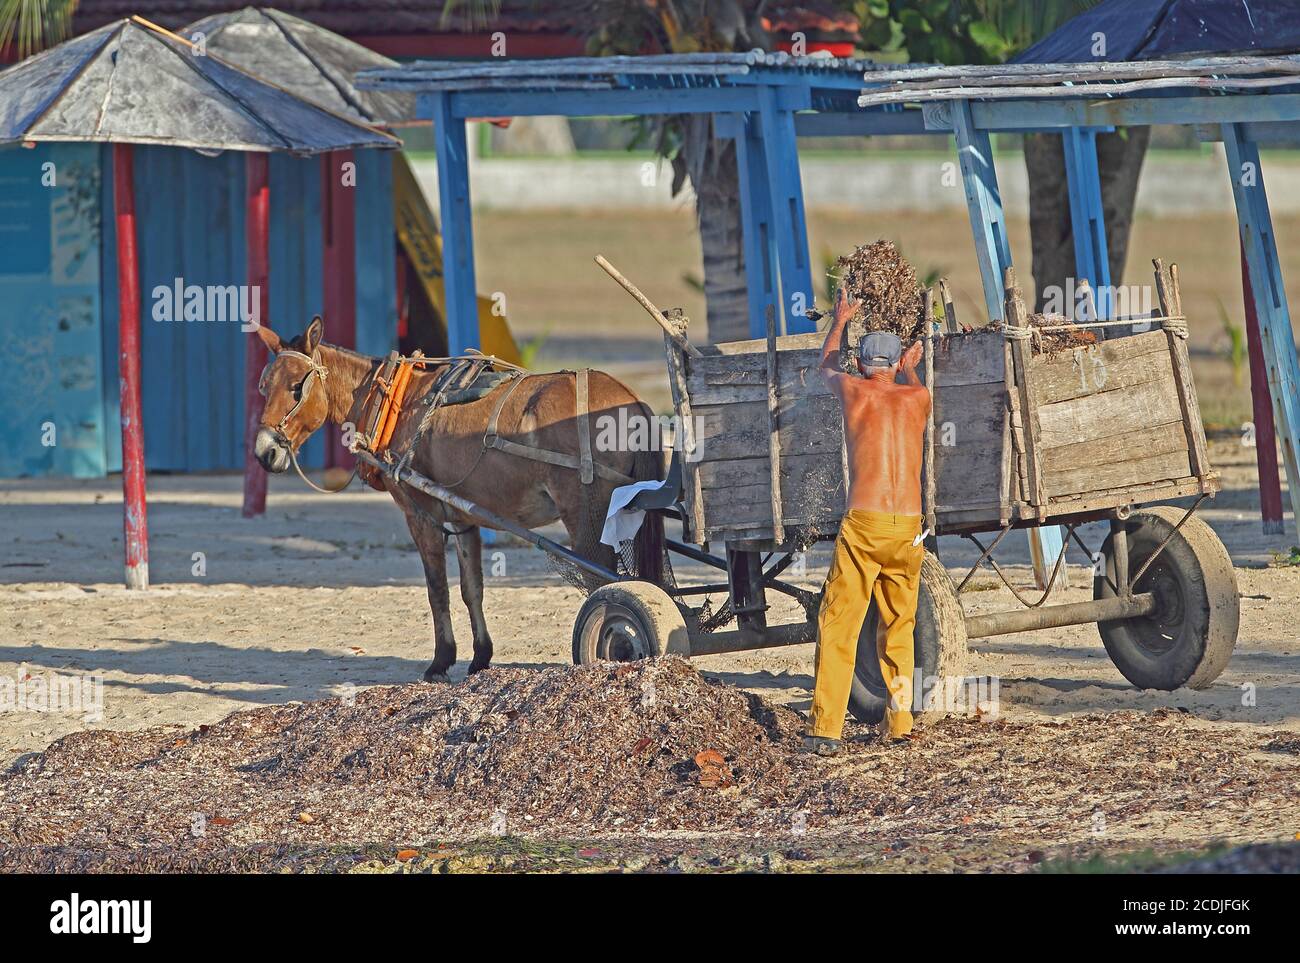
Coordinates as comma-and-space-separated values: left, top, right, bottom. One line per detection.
848, 552, 968, 725
572, 581, 691, 665
1095, 505, 1239, 690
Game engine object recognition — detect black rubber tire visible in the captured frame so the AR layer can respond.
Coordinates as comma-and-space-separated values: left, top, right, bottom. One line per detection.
848, 552, 969, 725
1095, 505, 1239, 690
571, 581, 691, 664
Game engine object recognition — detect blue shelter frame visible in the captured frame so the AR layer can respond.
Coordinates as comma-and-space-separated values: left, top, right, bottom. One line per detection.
361, 53, 1300, 577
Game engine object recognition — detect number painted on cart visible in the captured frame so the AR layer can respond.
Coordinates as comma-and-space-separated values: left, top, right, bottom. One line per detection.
1077, 348, 1108, 392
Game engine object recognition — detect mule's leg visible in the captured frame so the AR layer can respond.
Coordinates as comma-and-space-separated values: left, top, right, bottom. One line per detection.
407, 511, 457, 682
452, 526, 494, 673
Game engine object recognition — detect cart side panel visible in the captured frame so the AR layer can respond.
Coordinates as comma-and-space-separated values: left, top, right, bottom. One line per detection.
931, 332, 1010, 531
686, 335, 846, 543
1030, 331, 1195, 503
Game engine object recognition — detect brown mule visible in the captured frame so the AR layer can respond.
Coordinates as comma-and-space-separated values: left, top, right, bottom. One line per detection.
252, 318, 665, 681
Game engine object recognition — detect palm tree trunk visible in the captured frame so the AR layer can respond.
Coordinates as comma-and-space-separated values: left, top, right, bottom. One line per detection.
694, 141, 749, 342
1025, 126, 1151, 313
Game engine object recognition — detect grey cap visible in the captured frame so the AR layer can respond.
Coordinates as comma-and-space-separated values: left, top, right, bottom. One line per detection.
859, 331, 903, 368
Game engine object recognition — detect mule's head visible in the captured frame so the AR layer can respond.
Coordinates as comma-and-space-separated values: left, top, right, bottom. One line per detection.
253, 317, 330, 473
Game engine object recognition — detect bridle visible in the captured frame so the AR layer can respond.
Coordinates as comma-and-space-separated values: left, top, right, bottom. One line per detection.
260, 349, 329, 437
259, 348, 354, 493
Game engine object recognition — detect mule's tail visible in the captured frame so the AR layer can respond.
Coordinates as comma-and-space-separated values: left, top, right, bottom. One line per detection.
630, 409, 666, 588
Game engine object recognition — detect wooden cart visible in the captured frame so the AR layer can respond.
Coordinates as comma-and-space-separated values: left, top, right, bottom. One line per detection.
568, 258, 1239, 723
362, 257, 1240, 725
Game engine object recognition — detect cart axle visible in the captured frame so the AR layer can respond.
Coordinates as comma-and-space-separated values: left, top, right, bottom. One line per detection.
964, 591, 1158, 640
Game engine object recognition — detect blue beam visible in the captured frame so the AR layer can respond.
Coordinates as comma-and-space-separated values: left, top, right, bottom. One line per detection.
794, 110, 934, 137
446, 86, 776, 120
1223, 122, 1300, 530
957, 92, 1300, 132
756, 87, 815, 334
951, 100, 1011, 323
1062, 127, 1112, 319
734, 112, 780, 338
424, 92, 480, 354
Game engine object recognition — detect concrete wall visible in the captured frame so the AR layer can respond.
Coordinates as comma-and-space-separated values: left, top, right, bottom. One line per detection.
411, 144, 1295, 216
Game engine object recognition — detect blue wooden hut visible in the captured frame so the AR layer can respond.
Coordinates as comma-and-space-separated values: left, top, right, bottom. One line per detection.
0, 46, 397, 479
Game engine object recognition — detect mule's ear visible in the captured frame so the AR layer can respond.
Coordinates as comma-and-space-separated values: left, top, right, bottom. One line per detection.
304, 316, 325, 354
255, 324, 282, 353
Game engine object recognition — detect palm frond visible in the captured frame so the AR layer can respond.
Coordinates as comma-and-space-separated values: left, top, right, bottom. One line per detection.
0, 0, 77, 59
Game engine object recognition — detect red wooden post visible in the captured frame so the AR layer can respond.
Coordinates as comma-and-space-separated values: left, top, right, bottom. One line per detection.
242, 152, 271, 518
320, 149, 357, 470
1241, 242, 1285, 535
113, 143, 149, 589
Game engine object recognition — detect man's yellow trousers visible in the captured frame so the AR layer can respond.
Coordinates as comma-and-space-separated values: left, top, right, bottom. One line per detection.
807, 510, 924, 740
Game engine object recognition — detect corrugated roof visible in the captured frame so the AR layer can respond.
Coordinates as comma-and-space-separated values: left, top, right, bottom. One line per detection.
183, 6, 415, 124
0, 17, 399, 153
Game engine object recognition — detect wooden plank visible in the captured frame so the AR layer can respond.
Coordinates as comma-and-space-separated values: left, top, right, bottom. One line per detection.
932, 331, 1006, 387
1037, 377, 1183, 449
697, 452, 844, 492
701, 330, 824, 356
1028, 331, 1171, 405
662, 328, 706, 543
699, 475, 846, 531
693, 394, 842, 461
861, 54, 1300, 87
933, 381, 1005, 446
939, 277, 959, 335
936, 444, 1003, 506
687, 365, 831, 405
689, 347, 821, 384
1043, 476, 1215, 517
765, 306, 785, 544
1045, 449, 1194, 498
1155, 259, 1212, 488
1042, 420, 1188, 476
1005, 269, 1046, 517
923, 297, 936, 535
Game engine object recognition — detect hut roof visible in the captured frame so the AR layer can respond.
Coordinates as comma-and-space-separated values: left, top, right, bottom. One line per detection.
183, 6, 414, 125
0, 17, 398, 154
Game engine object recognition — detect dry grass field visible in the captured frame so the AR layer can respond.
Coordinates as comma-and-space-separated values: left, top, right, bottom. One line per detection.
474, 206, 1272, 427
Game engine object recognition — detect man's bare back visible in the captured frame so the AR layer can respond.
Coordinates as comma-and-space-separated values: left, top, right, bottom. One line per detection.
818, 289, 931, 514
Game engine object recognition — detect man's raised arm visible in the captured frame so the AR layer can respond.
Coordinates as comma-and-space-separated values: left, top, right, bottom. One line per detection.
820, 286, 860, 386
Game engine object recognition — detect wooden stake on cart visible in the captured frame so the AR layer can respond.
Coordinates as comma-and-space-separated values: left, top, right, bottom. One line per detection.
1154, 258, 1211, 489
938, 277, 959, 335
1004, 267, 1047, 520
658, 309, 708, 543
594, 255, 703, 358
765, 305, 786, 546
923, 290, 937, 545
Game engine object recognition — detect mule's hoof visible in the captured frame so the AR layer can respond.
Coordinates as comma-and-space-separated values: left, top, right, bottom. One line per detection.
423, 668, 451, 684
467, 660, 491, 675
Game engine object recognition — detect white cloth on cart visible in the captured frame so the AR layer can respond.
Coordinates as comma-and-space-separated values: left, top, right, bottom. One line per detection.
600, 476, 671, 549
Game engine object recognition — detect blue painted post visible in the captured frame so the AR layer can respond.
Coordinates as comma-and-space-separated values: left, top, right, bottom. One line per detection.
426, 92, 481, 354
733, 112, 780, 339
952, 100, 1012, 324
953, 99, 1064, 587
1223, 123, 1300, 531
755, 86, 815, 334
1062, 127, 1112, 319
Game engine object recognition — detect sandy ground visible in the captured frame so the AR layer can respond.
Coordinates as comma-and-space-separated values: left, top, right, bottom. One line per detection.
2, 434, 1298, 774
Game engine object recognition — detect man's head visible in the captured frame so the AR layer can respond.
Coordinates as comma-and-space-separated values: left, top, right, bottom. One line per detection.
857, 331, 903, 377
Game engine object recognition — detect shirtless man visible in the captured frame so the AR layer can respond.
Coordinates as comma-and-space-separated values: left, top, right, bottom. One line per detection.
804, 286, 931, 756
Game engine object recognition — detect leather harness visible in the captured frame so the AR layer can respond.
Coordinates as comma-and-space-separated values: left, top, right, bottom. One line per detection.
351, 352, 633, 494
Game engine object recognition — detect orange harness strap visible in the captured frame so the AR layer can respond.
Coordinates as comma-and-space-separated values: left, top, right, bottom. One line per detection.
357, 357, 421, 491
